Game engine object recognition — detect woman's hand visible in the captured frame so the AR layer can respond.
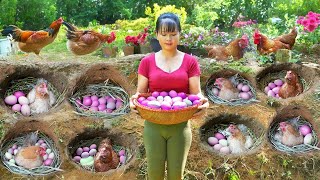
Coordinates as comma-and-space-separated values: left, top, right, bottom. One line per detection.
193, 97, 209, 117
130, 93, 140, 114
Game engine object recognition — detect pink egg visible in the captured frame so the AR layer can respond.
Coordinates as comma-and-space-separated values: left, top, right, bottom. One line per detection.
241, 85, 250, 92
107, 102, 116, 110
147, 96, 156, 101
188, 94, 200, 102
116, 101, 123, 109
208, 137, 218, 146
38, 139, 44, 144
169, 90, 178, 98
214, 133, 225, 140
13, 91, 25, 99
160, 101, 172, 110
12, 104, 21, 112
43, 158, 53, 166
107, 98, 116, 104
120, 155, 126, 164
81, 152, 90, 158
141, 100, 149, 106
91, 100, 99, 107
104, 95, 112, 100
264, 86, 270, 94
147, 101, 161, 109
91, 95, 99, 101
219, 146, 230, 154
177, 92, 187, 99
267, 90, 276, 97
12, 144, 18, 150
152, 91, 160, 98
272, 87, 280, 94
137, 97, 146, 103
160, 91, 168, 97
237, 83, 244, 91
73, 156, 81, 163
4, 95, 17, 105
83, 95, 91, 99
192, 100, 201, 105
299, 125, 312, 136
212, 87, 219, 96
98, 104, 106, 111
274, 79, 283, 86
239, 92, 251, 100
89, 107, 98, 112
83, 98, 92, 106
90, 144, 97, 149
7, 148, 14, 155
89, 149, 97, 156
21, 104, 31, 116
268, 82, 276, 89
98, 97, 107, 104
213, 144, 223, 151
118, 150, 125, 156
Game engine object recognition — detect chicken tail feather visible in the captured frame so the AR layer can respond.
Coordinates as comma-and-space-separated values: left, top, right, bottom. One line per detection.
23, 131, 39, 147
1, 25, 21, 41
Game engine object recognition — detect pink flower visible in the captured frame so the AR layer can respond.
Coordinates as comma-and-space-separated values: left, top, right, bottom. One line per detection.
307, 11, 315, 17
306, 23, 318, 32
308, 17, 317, 24
301, 19, 309, 26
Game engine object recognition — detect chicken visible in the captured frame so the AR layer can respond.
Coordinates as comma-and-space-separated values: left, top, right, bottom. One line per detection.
253, 29, 291, 55
63, 21, 116, 55
278, 70, 303, 99
15, 132, 46, 169
1, 17, 64, 55
214, 78, 239, 100
278, 121, 303, 147
227, 124, 253, 154
27, 78, 56, 114
273, 26, 298, 49
206, 35, 249, 60
94, 138, 119, 172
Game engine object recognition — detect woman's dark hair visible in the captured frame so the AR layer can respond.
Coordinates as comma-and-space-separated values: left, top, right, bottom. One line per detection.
155, 13, 181, 33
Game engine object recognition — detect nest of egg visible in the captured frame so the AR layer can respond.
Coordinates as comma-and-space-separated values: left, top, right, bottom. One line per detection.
205, 69, 258, 106
199, 114, 265, 156
67, 129, 136, 174
69, 79, 130, 119
0, 131, 62, 176
4, 77, 65, 116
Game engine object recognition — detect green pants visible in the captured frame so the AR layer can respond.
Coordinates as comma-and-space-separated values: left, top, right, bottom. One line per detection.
143, 120, 192, 180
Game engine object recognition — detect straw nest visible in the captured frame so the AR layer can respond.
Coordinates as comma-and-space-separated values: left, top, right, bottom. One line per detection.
4, 77, 65, 112
258, 70, 312, 95
201, 123, 263, 155
269, 116, 319, 153
69, 137, 134, 172
0, 132, 62, 176
69, 79, 130, 119
206, 74, 258, 106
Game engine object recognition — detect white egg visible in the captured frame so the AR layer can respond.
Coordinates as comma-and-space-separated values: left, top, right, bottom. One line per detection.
219, 146, 230, 154
213, 144, 223, 151
13, 149, 18, 155
46, 149, 52, 154
21, 104, 31, 116
43, 154, 48, 161
18, 96, 29, 105
5, 152, 12, 160
219, 139, 228, 147
304, 133, 313, 145
9, 159, 15, 165
48, 152, 55, 159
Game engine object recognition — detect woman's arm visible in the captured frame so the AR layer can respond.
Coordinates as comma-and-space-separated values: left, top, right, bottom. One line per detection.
189, 76, 209, 111
130, 74, 149, 112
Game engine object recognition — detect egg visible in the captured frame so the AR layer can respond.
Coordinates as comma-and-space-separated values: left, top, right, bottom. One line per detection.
73, 156, 81, 163
208, 137, 218, 146
239, 92, 251, 100
21, 104, 31, 116
91, 95, 99, 101
18, 96, 29, 105
89, 149, 97, 156
137, 96, 146, 103
43, 154, 48, 160
120, 155, 126, 164
43, 158, 53, 166
183, 99, 193, 106
91, 100, 99, 107
268, 82, 276, 89
40, 143, 47, 148
212, 87, 219, 96
188, 94, 200, 102
299, 125, 312, 136
8, 159, 15, 165
14, 91, 25, 99
80, 156, 94, 166
7, 148, 14, 155
90, 144, 97, 149
219, 139, 228, 147
81, 152, 89, 158
272, 87, 280, 94
267, 90, 276, 97
156, 96, 164, 102
106, 102, 116, 110
46, 149, 52, 154
98, 97, 106, 105
192, 100, 201, 105
219, 146, 230, 154
177, 92, 187, 99
5, 152, 12, 160
237, 83, 244, 91
141, 100, 149, 106
147, 101, 161, 109
214, 133, 225, 140
213, 144, 223, 151
147, 96, 156, 101
119, 150, 125, 156
38, 139, 44, 144
13, 149, 18, 155
98, 104, 107, 111
83, 147, 90, 152
264, 86, 270, 94
83, 98, 92, 106
152, 91, 160, 98
76, 148, 83, 155
160, 91, 168, 97
304, 133, 313, 145
5, 95, 17, 105
274, 79, 284, 86
12, 104, 22, 112
169, 90, 178, 98
160, 101, 171, 110
12, 144, 18, 150
241, 85, 250, 92
172, 96, 182, 103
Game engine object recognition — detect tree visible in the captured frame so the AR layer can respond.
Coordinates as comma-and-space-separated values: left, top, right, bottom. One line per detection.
0, 0, 18, 27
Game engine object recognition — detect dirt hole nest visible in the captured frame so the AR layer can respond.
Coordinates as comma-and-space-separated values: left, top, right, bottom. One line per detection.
205, 69, 258, 106
268, 105, 320, 154
256, 63, 318, 100
0, 120, 61, 176
199, 113, 266, 157
67, 128, 137, 175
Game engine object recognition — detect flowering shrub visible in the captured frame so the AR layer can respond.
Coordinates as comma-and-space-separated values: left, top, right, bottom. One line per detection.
125, 28, 149, 46
106, 32, 116, 44
180, 32, 205, 48
145, 3, 187, 25
297, 11, 320, 32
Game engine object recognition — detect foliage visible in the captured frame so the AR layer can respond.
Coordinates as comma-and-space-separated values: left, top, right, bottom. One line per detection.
296, 11, 320, 45
180, 27, 207, 48
0, 0, 18, 28
145, 3, 188, 26
125, 28, 149, 46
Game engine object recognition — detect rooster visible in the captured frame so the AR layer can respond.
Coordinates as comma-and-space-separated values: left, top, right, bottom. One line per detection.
277, 121, 303, 147
1, 17, 64, 55
253, 29, 291, 55
214, 78, 239, 100
15, 131, 46, 169
206, 35, 249, 60
62, 21, 116, 55
278, 70, 303, 99
27, 78, 56, 114
94, 138, 119, 172
227, 124, 253, 154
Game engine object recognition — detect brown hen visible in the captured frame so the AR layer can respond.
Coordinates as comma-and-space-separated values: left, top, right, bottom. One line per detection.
214, 78, 239, 100
94, 138, 119, 172
278, 70, 303, 99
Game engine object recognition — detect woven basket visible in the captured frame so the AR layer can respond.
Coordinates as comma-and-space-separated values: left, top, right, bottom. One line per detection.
133, 93, 199, 125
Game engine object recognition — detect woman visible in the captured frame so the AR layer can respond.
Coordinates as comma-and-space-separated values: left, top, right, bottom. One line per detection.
130, 13, 209, 180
